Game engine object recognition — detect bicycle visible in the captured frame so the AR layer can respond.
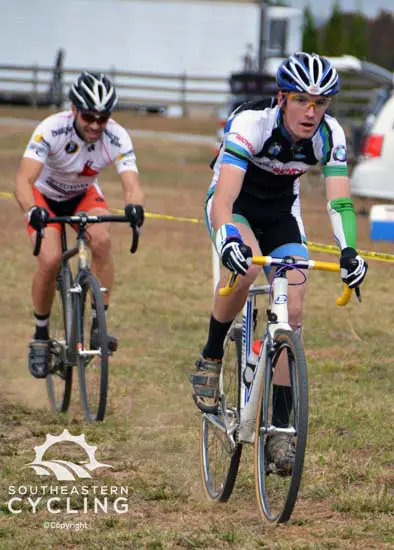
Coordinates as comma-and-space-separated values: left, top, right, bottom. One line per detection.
32, 212, 139, 422
200, 255, 353, 523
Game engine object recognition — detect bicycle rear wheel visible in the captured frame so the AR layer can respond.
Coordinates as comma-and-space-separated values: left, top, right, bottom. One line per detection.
200, 324, 242, 501
77, 272, 109, 422
46, 266, 73, 413
254, 329, 308, 523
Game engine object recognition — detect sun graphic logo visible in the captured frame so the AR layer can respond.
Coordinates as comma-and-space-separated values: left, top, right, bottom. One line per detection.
25, 429, 112, 481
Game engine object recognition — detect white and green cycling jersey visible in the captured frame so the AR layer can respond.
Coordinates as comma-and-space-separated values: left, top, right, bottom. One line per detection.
209, 98, 348, 201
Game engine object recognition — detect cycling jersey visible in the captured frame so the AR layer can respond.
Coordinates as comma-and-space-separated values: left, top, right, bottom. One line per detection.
208, 98, 348, 201
23, 111, 138, 202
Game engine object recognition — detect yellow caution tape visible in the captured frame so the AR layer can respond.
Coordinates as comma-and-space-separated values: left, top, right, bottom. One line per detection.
2, 190, 394, 263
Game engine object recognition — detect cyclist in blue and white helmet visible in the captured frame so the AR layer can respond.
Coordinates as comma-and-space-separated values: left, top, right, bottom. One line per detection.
189, 50, 368, 467
277, 51, 339, 96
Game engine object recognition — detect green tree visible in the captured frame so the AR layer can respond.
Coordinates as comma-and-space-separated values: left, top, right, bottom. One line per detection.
348, 2, 368, 59
321, 1, 347, 56
368, 10, 394, 70
302, 5, 319, 54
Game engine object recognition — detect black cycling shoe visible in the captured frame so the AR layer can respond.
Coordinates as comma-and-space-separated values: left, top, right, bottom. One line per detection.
90, 329, 118, 352
28, 339, 50, 379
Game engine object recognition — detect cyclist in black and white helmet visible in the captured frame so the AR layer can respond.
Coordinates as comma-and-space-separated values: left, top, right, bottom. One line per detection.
70, 71, 118, 114
15, 71, 145, 379
189, 51, 368, 474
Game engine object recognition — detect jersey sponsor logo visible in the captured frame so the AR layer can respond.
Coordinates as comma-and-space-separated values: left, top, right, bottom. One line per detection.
104, 129, 121, 148
28, 143, 47, 157
116, 149, 134, 161
45, 177, 89, 195
332, 144, 347, 162
233, 133, 255, 155
259, 159, 304, 176
31, 134, 50, 153
65, 141, 79, 154
268, 142, 282, 156
51, 125, 73, 137
79, 161, 99, 177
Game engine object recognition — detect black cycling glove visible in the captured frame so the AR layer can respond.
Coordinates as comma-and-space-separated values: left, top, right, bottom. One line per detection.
125, 204, 144, 227
26, 206, 49, 232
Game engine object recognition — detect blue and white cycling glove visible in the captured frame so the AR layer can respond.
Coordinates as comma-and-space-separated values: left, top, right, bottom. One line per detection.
215, 223, 252, 276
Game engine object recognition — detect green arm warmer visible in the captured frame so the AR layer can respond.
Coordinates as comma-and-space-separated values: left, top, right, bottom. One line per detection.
327, 197, 357, 250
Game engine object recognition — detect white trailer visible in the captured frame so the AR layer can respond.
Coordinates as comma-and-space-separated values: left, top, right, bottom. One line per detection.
1, 0, 302, 106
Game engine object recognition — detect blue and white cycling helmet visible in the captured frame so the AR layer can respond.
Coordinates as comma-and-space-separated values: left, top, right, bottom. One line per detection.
277, 52, 339, 97
69, 71, 118, 113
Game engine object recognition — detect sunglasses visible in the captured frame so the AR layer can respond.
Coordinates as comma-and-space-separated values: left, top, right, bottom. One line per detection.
80, 112, 111, 124
286, 93, 331, 110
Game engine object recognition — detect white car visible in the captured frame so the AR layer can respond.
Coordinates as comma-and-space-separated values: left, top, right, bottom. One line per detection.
351, 89, 394, 199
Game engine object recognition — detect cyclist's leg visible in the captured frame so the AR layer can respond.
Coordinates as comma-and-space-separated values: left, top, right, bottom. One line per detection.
27, 191, 62, 377
190, 194, 262, 413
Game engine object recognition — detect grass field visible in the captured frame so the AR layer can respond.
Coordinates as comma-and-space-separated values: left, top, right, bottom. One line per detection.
1, 112, 394, 549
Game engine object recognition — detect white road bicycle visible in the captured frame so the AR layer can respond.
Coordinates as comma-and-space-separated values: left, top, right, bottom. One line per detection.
200, 255, 353, 523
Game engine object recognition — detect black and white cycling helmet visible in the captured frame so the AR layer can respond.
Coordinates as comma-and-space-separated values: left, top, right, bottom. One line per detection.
69, 71, 118, 113
277, 52, 339, 96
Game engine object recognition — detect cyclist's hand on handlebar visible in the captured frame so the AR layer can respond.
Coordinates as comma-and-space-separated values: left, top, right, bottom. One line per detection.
216, 223, 252, 276
26, 206, 49, 232
221, 240, 252, 276
340, 247, 368, 289
125, 204, 144, 227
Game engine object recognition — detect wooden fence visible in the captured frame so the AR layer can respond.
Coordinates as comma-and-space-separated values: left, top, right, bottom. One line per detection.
0, 63, 389, 121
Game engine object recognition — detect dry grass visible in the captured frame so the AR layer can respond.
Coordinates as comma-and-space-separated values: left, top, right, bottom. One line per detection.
0, 117, 394, 549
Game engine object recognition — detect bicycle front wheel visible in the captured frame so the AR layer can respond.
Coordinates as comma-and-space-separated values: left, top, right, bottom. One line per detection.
77, 273, 109, 422
254, 329, 308, 523
46, 266, 73, 413
200, 324, 242, 502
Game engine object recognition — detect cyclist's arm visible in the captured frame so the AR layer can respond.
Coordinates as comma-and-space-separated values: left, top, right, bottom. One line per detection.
325, 175, 357, 250
211, 164, 244, 231
15, 157, 44, 213
119, 169, 144, 205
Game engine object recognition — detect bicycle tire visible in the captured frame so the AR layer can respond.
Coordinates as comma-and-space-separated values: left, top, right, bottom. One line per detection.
254, 329, 308, 523
77, 272, 109, 422
46, 266, 73, 413
200, 324, 243, 502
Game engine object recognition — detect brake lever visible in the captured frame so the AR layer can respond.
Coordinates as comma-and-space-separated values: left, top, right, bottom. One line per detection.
130, 224, 140, 254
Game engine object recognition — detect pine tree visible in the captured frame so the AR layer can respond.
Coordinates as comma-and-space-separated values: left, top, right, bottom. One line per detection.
321, 1, 347, 56
302, 5, 319, 54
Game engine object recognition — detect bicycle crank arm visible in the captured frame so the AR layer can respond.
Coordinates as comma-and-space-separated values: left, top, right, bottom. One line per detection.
78, 349, 102, 356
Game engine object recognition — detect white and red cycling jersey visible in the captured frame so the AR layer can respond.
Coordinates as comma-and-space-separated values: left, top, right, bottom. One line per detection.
23, 111, 138, 202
